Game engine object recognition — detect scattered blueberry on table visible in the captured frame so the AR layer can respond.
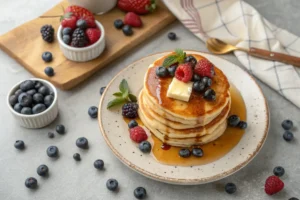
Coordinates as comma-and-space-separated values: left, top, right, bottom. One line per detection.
179, 148, 191, 158
48, 132, 55, 138
134, 187, 147, 199
56, 124, 65, 134
14, 140, 25, 150
88, 106, 98, 118
44, 67, 55, 77
273, 166, 285, 177
37, 164, 49, 176
168, 32, 177, 40
282, 119, 293, 130
76, 137, 89, 149
73, 153, 81, 161
106, 179, 118, 191
42, 51, 53, 62
122, 25, 133, 36
25, 177, 38, 189
100, 86, 106, 95
283, 131, 294, 142
47, 146, 59, 157
114, 19, 124, 29
225, 183, 237, 194
94, 159, 104, 170
192, 148, 204, 157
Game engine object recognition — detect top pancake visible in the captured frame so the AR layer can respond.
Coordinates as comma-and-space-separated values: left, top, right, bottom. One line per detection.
144, 53, 230, 126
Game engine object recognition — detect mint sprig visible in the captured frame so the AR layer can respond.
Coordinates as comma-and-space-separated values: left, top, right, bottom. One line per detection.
162, 48, 186, 67
107, 79, 137, 109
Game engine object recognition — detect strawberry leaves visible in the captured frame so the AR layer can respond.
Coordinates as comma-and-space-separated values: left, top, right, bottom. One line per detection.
162, 48, 186, 67
107, 79, 137, 109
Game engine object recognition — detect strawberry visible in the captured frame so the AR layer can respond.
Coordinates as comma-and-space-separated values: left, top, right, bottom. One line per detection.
129, 126, 148, 143
175, 63, 193, 83
85, 28, 101, 45
265, 176, 284, 195
118, 0, 156, 15
65, 5, 94, 19
60, 13, 77, 29
124, 12, 142, 27
194, 59, 215, 78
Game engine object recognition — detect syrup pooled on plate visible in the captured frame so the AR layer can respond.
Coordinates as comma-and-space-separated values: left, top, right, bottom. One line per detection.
124, 84, 246, 166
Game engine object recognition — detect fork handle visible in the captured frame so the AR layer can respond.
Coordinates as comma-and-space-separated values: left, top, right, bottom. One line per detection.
248, 47, 300, 67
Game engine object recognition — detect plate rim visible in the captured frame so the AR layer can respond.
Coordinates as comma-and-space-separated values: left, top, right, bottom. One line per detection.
98, 50, 270, 184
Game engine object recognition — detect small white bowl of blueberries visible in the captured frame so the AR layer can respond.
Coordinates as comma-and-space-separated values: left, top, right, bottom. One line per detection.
7, 78, 58, 129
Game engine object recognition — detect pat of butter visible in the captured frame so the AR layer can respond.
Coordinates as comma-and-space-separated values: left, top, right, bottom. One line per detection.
167, 78, 193, 102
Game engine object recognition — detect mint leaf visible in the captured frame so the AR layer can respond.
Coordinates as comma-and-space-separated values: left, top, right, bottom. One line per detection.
107, 98, 126, 109
122, 89, 129, 99
119, 79, 129, 94
162, 55, 178, 67
175, 48, 185, 63
113, 92, 123, 97
128, 94, 137, 102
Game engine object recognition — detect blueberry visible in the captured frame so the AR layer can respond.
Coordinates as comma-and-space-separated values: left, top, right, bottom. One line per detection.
15, 89, 23, 97
122, 25, 133, 36
184, 56, 197, 67
34, 82, 43, 89
32, 104, 47, 114
14, 140, 25, 150
193, 81, 206, 92
13, 103, 23, 113
38, 86, 50, 96
114, 19, 124, 29
21, 107, 32, 115
283, 131, 294, 142
48, 132, 55, 138
47, 146, 59, 157
18, 93, 33, 107
62, 27, 72, 35
37, 164, 49, 176
44, 95, 54, 107
228, 115, 240, 127
192, 148, 203, 157
94, 159, 104, 169
106, 179, 118, 191
9, 95, 18, 106
76, 137, 89, 149
134, 187, 147, 199
156, 66, 169, 77
73, 153, 81, 161
203, 89, 216, 101
192, 74, 201, 82
139, 141, 152, 153
88, 106, 98, 118
26, 89, 37, 96
168, 64, 178, 77
56, 124, 65, 134
128, 120, 138, 128
44, 67, 54, 77
100, 86, 106, 95
282, 119, 293, 130
42, 52, 53, 62
76, 19, 87, 29
168, 32, 176, 40
237, 121, 247, 129
25, 177, 38, 189
289, 198, 299, 200
273, 166, 285, 177
201, 77, 212, 87
63, 35, 71, 45
20, 80, 35, 91
179, 148, 191, 158
225, 183, 237, 194
33, 93, 44, 104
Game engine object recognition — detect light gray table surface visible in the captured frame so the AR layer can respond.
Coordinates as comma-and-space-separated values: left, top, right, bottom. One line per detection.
0, 0, 299, 199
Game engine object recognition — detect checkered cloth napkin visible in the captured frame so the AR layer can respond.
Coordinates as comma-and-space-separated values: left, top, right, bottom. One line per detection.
163, 0, 300, 108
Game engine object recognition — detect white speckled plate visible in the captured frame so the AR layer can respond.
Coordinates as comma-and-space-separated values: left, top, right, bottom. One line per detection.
98, 51, 269, 185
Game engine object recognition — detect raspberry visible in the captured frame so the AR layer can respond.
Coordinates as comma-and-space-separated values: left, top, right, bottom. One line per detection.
129, 126, 148, 143
265, 175, 284, 195
194, 59, 215, 78
175, 63, 193, 83
122, 102, 139, 118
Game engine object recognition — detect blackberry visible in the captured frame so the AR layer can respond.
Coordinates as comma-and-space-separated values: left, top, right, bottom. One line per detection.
71, 28, 88, 47
122, 102, 139, 118
40, 25, 54, 43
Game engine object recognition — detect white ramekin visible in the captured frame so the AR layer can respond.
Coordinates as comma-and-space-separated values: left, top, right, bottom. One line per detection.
7, 78, 59, 129
68, 0, 117, 14
57, 20, 105, 62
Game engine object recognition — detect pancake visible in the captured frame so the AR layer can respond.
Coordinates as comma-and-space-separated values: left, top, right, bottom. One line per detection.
143, 54, 230, 126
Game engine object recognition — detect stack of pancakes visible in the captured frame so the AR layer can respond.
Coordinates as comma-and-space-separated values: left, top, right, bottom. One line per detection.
138, 54, 231, 147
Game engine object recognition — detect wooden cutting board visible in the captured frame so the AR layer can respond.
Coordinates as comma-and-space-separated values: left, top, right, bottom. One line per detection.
0, 0, 176, 90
